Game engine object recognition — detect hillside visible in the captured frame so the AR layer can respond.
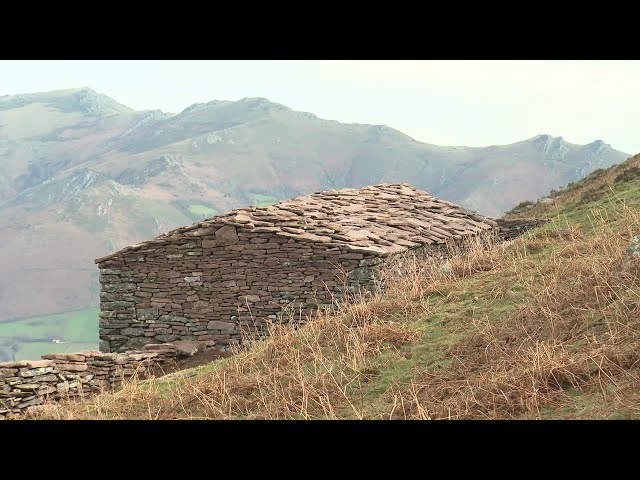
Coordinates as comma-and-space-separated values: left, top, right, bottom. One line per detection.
0, 88, 630, 360
33, 153, 640, 420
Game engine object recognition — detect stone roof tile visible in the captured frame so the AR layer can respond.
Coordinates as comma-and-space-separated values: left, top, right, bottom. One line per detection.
95, 183, 498, 263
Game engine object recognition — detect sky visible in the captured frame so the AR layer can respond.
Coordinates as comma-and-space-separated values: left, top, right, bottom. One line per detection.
1, 60, 639, 154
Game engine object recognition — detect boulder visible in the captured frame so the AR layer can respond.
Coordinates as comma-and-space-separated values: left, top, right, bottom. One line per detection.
215, 225, 238, 246
171, 340, 203, 357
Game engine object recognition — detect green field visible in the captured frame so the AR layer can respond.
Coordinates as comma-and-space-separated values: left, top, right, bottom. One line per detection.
246, 193, 278, 207
0, 308, 99, 362
188, 204, 219, 218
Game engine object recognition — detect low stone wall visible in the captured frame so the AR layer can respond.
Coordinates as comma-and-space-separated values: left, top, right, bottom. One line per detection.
496, 219, 549, 241
0, 340, 216, 419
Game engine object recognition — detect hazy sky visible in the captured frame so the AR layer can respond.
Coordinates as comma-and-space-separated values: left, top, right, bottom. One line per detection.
1, 60, 639, 154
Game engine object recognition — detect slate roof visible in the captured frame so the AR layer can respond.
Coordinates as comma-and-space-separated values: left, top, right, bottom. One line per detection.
96, 183, 498, 263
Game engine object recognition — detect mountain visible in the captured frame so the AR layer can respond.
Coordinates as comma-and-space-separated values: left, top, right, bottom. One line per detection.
0, 88, 631, 359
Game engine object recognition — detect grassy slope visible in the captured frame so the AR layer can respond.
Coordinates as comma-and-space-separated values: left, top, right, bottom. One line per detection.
37, 155, 640, 420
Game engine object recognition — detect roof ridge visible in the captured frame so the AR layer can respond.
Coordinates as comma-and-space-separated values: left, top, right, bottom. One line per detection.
95, 183, 497, 263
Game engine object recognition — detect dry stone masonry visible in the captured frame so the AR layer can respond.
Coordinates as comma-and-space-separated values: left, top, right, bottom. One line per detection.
0, 340, 217, 419
95, 183, 541, 353
495, 219, 549, 240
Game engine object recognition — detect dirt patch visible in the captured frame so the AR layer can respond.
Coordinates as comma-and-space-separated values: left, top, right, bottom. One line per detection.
174, 348, 233, 369
148, 348, 233, 377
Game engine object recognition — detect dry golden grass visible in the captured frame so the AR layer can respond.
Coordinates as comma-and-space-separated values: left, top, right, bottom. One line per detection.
393, 206, 640, 420
30, 199, 640, 420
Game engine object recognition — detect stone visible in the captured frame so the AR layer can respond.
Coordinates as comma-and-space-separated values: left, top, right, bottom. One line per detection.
154, 334, 180, 343
136, 308, 159, 322
121, 327, 145, 336
93, 353, 117, 361
207, 320, 236, 332
56, 381, 77, 392
15, 384, 40, 391
17, 397, 44, 409
102, 301, 136, 309
192, 227, 217, 236
347, 267, 375, 282
100, 317, 132, 328
127, 353, 159, 361
0, 361, 29, 368
232, 214, 252, 224
627, 235, 640, 259
215, 225, 239, 246
143, 343, 178, 351
123, 337, 157, 350
171, 340, 202, 357
100, 268, 123, 275
158, 314, 188, 323
54, 363, 88, 372
202, 239, 217, 248
240, 295, 261, 303
41, 353, 85, 362
77, 350, 102, 357
37, 385, 57, 395
359, 257, 383, 267
345, 244, 389, 256
141, 348, 178, 355
439, 260, 452, 276
20, 367, 55, 378
26, 360, 55, 369
102, 283, 137, 293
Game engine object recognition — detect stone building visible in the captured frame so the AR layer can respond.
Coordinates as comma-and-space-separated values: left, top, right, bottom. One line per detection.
95, 183, 526, 353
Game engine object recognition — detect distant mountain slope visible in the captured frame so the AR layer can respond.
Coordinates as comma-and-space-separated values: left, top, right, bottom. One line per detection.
505, 152, 640, 221
0, 88, 631, 329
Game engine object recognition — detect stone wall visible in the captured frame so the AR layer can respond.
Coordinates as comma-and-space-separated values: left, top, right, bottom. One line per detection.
97, 218, 546, 353
496, 219, 550, 241
0, 340, 215, 419
98, 225, 379, 352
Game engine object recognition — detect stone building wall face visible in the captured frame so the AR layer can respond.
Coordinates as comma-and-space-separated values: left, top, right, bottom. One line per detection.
98, 227, 374, 353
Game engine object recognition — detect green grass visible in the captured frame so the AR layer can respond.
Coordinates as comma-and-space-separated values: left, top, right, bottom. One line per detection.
187, 204, 219, 218
246, 193, 278, 207
0, 308, 99, 361
547, 179, 640, 234
346, 259, 531, 418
